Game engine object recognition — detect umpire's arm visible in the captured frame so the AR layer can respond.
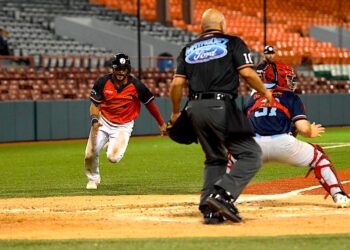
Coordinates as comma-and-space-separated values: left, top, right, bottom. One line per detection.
239, 67, 273, 103
169, 76, 186, 123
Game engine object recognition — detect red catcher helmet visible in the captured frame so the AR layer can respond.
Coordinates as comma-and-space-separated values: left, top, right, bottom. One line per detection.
264, 61, 298, 91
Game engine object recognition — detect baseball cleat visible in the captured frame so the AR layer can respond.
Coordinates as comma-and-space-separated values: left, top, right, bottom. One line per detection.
203, 211, 226, 224
333, 192, 349, 208
206, 191, 241, 223
86, 179, 100, 190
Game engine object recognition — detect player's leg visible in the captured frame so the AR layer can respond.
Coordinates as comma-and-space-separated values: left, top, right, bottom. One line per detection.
190, 118, 228, 209
84, 128, 108, 189
198, 138, 228, 224
306, 143, 349, 207
198, 137, 228, 208
218, 137, 262, 200
106, 120, 134, 164
206, 137, 262, 223
253, 135, 273, 162
187, 100, 229, 223
269, 135, 349, 207
226, 135, 270, 172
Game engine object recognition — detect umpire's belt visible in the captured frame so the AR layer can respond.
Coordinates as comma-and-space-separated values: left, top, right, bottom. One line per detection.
190, 92, 233, 100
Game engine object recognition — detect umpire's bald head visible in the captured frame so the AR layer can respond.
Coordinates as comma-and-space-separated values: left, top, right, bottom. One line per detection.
201, 9, 226, 33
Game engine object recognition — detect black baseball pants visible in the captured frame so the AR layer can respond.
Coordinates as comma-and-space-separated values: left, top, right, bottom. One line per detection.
187, 99, 262, 209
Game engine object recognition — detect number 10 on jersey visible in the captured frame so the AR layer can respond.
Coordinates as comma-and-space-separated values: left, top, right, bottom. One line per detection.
243, 53, 253, 64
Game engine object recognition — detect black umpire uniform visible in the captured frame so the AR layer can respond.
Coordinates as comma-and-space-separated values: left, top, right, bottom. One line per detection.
175, 30, 263, 222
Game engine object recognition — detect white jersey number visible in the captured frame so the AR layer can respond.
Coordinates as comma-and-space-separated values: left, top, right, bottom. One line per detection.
254, 107, 277, 117
243, 53, 253, 64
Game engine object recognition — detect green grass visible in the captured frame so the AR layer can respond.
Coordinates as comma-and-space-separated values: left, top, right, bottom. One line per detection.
0, 127, 350, 198
1, 235, 350, 250
0, 137, 204, 198
1, 127, 350, 248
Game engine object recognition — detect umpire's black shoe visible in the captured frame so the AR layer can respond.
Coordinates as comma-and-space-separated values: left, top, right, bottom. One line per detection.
200, 205, 226, 224
206, 189, 242, 223
203, 210, 226, 224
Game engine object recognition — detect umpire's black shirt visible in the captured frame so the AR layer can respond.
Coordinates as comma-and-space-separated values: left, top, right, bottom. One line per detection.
175, 30, 254, 96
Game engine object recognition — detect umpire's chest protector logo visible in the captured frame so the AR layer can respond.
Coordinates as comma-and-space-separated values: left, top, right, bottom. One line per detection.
185, 38, 229, 64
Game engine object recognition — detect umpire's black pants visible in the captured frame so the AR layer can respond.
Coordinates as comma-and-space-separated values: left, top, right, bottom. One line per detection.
187, 99, 262, 209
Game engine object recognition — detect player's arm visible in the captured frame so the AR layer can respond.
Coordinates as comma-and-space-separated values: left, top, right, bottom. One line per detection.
170, 48, 187, 123
239, 67, 272, 103
135, 79, 166, 134
232, 38, 273, 103
294, 120, 325, 138
89, 103, 100, 127
145, 101, 166, 134
89, 77, 104, 129
170, 76, 186, 123
291, 94, 324, 138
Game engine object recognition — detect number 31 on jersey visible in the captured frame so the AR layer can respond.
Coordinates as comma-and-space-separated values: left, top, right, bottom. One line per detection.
254, 107, 277, 117
254, 98, 280, 117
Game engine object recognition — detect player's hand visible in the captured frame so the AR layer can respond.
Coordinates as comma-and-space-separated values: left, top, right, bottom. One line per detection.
310, 122, 325, 138
263, 90, 275, 105
170, 112, 181, 124
159, 123, 167, 136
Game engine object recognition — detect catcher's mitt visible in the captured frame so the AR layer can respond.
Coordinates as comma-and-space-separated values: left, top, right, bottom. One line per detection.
166, 110, 197, 145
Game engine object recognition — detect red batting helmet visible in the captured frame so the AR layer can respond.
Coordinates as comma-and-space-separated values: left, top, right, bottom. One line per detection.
264, 61, 298, 91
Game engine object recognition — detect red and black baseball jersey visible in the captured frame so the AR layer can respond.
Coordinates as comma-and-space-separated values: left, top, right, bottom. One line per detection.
90, 74, 154, 124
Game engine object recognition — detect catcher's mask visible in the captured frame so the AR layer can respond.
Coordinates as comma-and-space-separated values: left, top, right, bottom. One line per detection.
111, 53, 131, 72
264, 61, 298, 91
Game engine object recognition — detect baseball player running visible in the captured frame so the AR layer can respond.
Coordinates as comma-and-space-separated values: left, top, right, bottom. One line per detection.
84, 53, 166, 189
229, 61, 349, 207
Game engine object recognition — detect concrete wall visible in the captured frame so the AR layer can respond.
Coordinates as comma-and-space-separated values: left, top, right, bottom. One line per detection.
54, 17, 182, 67
310, 26, 350, 50
1, 95, 350, 142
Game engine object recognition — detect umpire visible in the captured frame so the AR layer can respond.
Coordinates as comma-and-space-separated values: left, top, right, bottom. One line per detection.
169, 8, 273, 224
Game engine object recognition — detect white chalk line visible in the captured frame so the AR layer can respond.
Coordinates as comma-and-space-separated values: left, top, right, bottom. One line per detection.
318, 142, 350, 145
237, 180, 350, 203
323, 143, 350, 149
0, 208, 100, 214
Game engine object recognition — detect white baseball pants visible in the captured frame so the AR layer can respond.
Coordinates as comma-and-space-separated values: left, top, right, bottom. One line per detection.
254, 133, 341, 196
84, 116, 134, 182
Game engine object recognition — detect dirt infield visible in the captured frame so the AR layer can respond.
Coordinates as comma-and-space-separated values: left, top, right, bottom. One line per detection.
1, 171, 350, 240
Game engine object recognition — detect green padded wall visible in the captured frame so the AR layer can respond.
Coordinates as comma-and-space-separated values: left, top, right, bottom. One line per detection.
0, 101, 35, 142
36, 100, 91, 140
0, 95, 349, 142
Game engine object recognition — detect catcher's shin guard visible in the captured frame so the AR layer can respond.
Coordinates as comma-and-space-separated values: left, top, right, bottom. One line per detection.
305, 144, 349, 198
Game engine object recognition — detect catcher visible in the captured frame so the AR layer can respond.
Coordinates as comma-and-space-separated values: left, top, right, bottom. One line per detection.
228, 61, 349, 208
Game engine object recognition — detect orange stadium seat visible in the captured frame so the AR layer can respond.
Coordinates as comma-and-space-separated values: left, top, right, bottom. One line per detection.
0, 0, 349, 100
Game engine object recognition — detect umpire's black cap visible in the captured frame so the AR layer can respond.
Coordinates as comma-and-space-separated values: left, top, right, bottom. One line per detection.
264, 45, 275, 54
111, 53, 131, 71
